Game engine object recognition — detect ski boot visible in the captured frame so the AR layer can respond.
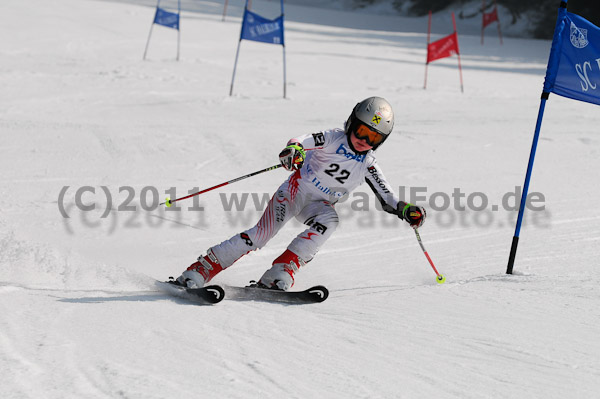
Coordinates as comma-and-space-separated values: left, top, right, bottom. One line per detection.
257, 249, 305, 291
176, 249, 224, 289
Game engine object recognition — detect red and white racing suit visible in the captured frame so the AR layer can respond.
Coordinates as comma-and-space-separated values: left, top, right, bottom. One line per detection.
208, 128, 402, 277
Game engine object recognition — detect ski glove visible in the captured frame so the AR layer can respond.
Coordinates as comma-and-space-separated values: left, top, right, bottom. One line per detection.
279, 143, 306, 171
399, 201, 426, 228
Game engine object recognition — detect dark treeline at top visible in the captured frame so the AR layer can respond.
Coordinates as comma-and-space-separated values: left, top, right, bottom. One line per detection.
353, 0, 600, 39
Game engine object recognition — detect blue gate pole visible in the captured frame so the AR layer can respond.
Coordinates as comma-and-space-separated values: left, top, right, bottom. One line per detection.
281, 0, 286, 98
229, 39, 242, 96
143, 0, 162, 60
507, 93, 548, 274
229, 0, 248, 96
176, 0, 181, 61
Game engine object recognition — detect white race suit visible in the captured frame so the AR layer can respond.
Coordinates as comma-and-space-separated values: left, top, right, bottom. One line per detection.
209, 128, 403, 269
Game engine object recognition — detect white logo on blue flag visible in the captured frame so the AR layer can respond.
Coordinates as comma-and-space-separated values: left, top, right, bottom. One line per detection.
154, 8, 179, 30
570, 22, 589, 49
543, 10, 600, 105
240, 9, 284, 45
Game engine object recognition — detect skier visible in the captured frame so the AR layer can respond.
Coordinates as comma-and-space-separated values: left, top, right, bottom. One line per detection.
175, 97, 426, 291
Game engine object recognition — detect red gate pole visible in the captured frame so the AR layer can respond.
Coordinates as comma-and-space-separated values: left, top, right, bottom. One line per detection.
424, 10, 432, 89
452, 12, 464, 93
481, 0, 485, 44
222, 0, 229, 21
495, 0, 503, 45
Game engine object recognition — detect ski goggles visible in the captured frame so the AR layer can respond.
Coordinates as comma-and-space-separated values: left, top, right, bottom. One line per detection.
353, 123, 386, 147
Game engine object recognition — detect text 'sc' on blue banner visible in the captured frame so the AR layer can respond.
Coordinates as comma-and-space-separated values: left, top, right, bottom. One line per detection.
544, 11, 600, 105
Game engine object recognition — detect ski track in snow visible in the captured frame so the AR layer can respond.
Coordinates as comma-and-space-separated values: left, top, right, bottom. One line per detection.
2, 0, 600, 398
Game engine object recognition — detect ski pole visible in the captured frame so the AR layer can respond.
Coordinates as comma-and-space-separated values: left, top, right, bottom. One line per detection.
160, 164, 282, 207
413, 228, 446, 284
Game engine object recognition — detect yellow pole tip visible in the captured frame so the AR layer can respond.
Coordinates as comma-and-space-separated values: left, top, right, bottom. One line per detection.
436, 274, 446, 284
165, 198, 172, 208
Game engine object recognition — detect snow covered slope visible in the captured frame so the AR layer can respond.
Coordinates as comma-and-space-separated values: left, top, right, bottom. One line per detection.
1, 0, 599, 398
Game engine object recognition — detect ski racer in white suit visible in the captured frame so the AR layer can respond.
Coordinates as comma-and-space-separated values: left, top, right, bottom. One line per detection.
176, 97, 426, 290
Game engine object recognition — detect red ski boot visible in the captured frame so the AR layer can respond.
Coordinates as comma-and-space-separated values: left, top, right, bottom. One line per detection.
177, 249, 224, 288
258, 249, 306, 291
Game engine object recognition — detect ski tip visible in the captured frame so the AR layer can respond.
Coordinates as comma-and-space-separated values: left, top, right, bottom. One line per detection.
197, 285, 225, 304
158, 279, 225, 304
307, 285, 329, 302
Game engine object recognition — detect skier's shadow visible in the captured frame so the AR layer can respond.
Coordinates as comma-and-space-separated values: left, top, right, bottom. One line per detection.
57, 293, 212, 306
333, 284, 435, 297
223, 293, 304, 305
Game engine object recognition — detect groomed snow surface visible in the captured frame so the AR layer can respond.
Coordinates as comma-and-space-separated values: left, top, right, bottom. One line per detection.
1, 0, 599, 398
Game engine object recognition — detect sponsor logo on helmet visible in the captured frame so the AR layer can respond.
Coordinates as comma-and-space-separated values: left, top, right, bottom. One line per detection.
372, 112, 382, 125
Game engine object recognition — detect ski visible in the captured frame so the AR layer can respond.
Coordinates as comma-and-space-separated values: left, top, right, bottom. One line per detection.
226, 284, 329, 304
156, 281, 225, 304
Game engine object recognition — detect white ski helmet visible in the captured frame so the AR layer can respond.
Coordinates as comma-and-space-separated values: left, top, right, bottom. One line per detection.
345, 96, 395, 150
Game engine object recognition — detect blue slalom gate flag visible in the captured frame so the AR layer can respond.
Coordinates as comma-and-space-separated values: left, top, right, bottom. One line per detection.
230, 0, 287, 98
154, 7, 180, 30
543, 8, 600, 105
506, 1, 600, 275
240, 9, 284, 45
143, 1, 181, 60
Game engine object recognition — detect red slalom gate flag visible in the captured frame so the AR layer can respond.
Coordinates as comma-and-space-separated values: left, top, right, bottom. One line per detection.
427, 32, 459, 63
481, 0, 503, 45
424, 11, 464, 92
483, 7, 498, 28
